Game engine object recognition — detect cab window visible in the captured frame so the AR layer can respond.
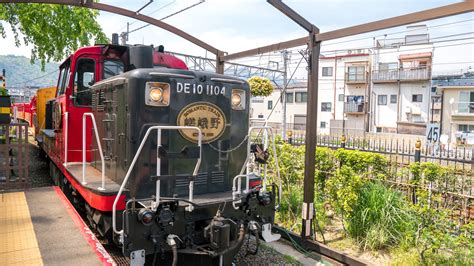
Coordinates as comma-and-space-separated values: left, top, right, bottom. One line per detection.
57, 62, 70, 96
103, 60, 124, 79
73, 58, 95, 106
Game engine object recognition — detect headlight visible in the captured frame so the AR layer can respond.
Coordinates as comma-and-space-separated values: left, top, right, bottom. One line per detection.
146, 82, 170, 107
231, 93, 241, 106
149, 88, 163, 102
231, 89, 245, 110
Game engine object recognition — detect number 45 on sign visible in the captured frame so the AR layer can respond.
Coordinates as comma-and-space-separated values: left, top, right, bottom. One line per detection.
426, 123, 440, 143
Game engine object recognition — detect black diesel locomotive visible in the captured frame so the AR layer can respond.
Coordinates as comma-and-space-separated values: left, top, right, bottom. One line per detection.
88, 45, 281, 265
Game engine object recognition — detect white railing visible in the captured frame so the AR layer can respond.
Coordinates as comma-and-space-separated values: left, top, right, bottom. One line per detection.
453, 101, 474, 115
82, 113, 106, 191
232, 126, 282, 210
64, 112, 68, 165
112, 126, 202, 237
372, 68, 430, 82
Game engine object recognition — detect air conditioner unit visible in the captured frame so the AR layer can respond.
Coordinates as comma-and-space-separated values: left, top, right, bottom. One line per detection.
405, 106, 412, 113
411, 106, 421, 115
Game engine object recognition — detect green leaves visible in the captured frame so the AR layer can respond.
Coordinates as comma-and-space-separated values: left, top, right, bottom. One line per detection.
346, 182, 415, 251
0, 2, 108, 69
248, 76, 274, 97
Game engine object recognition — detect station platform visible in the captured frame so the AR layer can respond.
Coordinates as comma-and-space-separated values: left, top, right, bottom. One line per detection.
0, 187, 114, 265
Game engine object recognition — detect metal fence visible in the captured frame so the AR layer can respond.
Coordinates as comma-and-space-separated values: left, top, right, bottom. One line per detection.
0, 123, 29, 190
286, 133, 473, 222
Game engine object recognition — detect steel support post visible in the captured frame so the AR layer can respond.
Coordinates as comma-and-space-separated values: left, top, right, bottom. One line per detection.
216, 51, 225, 74
301, 29, 320, 241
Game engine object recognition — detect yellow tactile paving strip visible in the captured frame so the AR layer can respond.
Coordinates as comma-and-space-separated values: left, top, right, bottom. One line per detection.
0, 192, 43, 266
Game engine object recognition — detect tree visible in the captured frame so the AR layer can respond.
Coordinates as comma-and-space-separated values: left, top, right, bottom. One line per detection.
0, 2, 108, 68
248, 76, 274, 97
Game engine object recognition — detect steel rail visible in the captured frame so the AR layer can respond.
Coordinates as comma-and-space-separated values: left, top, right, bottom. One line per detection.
0, 0, 221, 55
273, 226, 368, 266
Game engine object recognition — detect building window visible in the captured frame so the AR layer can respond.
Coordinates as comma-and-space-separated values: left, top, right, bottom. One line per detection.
458, 91, 474, 114
338, 94, 344, 101
322, 67, 333, 76
412, 94, 423, 102
295, 92, 307, 103
390, 95, 397, 104
258, 114, 264, 118
378, 95, 387, 105
376, 127, 382, 133
458, 124, 474, 133
379, 62, 398, 71
347, 66, 365, 82
321, 102, 332, 112
267, 100, 273, 110
286, 92, 294, 103
320, 121, 326, 128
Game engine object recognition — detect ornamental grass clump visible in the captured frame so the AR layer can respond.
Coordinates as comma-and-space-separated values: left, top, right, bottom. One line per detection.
347, 182, 415, 251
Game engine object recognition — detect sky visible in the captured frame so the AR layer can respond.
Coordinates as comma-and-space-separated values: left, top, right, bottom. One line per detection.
0, 0, 473, 77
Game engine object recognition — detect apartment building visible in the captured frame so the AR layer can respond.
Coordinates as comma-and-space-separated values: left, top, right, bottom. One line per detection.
432, 72, 474, 144
250, 50, 370, 136
250, 25, 435, 137
371, 25, 433, 135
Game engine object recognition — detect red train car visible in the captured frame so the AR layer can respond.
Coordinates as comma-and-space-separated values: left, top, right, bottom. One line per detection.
35, 43, 282, 265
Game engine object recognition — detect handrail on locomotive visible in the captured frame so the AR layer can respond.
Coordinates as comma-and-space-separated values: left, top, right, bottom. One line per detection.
112, 125, 202, 238
232, 125, 282, 210
82, 112, 106, 190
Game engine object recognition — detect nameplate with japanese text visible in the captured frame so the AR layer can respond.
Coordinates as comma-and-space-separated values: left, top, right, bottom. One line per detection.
177, 102, 226, 143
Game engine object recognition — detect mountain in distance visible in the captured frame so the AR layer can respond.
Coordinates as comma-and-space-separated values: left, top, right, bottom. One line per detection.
0, 55, 59, 90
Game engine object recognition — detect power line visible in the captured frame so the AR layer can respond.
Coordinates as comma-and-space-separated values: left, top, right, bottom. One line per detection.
8, 69, 59, 87
128, 0, 205, 34
322, 17, 474, 47
114, 0, 177, 33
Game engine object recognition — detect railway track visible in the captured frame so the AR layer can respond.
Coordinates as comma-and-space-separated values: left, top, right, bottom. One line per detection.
102, 225, 368, 266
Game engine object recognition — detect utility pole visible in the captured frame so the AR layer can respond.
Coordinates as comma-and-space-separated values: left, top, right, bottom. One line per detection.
120, 22, 129, 45
282, 50, 289, 139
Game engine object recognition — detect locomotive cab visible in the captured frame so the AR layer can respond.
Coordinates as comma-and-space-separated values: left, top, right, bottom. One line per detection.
89, 46, 281, 264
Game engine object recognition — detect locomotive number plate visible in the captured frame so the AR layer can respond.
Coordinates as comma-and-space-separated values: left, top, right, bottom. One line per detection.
177, 102, 226, 143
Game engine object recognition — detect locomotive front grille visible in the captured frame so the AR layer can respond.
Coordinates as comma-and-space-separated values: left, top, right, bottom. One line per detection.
175, 171, 224, 188
210, 171, 224, 184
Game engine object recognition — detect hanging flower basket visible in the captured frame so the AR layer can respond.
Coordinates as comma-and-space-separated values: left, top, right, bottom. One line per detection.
248, 76, 274, 97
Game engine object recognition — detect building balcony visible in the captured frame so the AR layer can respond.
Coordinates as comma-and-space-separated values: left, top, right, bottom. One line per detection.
345, 73, 367, 84
372, 68, 431, 83
344, 101, 365, 114
451, 102, 474, 119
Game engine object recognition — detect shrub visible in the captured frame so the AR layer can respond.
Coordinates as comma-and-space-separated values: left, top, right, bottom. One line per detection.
334, 149, 388, 177
347, 182, 415, 251
315, 147, 335, 195
326, 165, 364, 220
410, 189, 474, 265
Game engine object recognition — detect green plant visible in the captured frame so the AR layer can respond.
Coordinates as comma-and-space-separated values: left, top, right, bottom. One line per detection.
1, 3, 108, 68
248, 76, 274, 97
325, 165, 364, 225
346, 182, 415, 251
333, 149, 388, 177
0, 87, 8, 96
315, 147, 335, 196
408, 188, 474, 265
